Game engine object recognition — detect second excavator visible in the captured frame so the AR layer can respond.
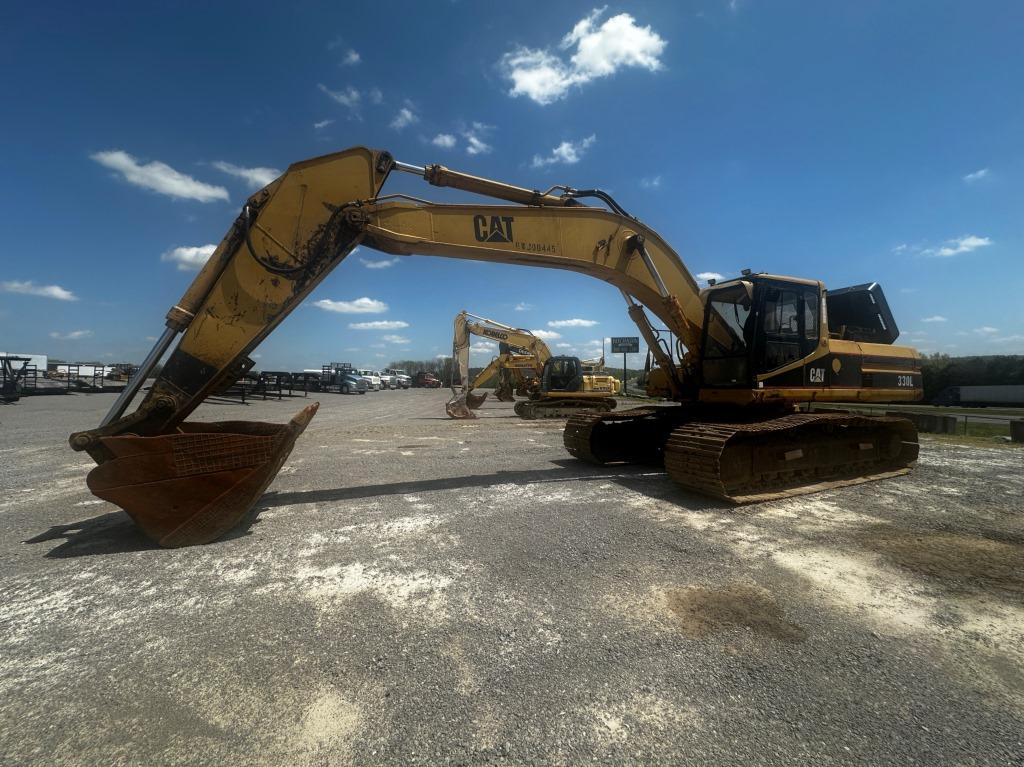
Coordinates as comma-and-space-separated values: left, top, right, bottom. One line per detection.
69, 146, 922, 547
444, 311, 620, 419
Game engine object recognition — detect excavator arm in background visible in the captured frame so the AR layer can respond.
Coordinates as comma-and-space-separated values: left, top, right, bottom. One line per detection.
69, 145, 921, 548
444, 311, 551, 418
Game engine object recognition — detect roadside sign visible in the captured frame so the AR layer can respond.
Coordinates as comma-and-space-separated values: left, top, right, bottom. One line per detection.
610, 337, 639, 354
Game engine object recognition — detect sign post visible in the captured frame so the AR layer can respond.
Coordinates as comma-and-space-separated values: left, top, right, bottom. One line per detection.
609, 337, 639, 394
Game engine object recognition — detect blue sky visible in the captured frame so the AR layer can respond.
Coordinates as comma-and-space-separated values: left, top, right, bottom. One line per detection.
2, 1, 1022, 370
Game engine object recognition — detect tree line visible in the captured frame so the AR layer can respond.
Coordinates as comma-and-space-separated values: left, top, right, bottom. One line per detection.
921, 354, 1024, 400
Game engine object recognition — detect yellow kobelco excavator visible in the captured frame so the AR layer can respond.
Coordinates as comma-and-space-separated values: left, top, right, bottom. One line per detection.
446, 311, 547, 413
70, 146, 922, 547
444, 311, 620, 419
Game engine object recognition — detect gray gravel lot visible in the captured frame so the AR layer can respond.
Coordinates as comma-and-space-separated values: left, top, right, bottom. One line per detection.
1, 390, 1022, 766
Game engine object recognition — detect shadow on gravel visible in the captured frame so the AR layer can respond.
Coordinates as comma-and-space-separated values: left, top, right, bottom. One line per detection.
25, 508, 260, 557
257, 462, 729, 513
24, 511, 158, 557
26, 464, 728, 556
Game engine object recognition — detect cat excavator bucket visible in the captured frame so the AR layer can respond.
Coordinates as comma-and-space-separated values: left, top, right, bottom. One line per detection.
85, 404, 318, 547
444, 391, 487, 419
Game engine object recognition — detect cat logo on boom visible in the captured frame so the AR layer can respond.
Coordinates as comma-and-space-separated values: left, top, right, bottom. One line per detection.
473, 214, 515, 243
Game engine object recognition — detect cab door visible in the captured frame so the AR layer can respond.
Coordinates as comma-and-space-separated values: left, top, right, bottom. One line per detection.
755, 283, 820, 379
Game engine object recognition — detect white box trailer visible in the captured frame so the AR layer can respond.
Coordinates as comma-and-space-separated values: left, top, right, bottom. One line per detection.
55, 364, 114, 378
935, 384, 1024, 407
957, 385, 1024, 405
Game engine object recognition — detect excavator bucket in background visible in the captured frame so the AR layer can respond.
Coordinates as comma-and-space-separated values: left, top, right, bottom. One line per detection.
85, 404, 318, 547
445, 392, 485, 419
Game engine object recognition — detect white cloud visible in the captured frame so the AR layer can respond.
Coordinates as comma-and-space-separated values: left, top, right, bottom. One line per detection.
91, 150, 229, 202
436, 354, 451, 359
892, 243, 909, 254
555, 342, 573, 349
212, 161, 280, 190
531, 329, 562, 340
313, 297, 388, 314
991, 334, 1024, 344
162, 244, 216, 271
531, 135, 596, 168
349, 320, 409, 330
921, 235, 992, 258
369, 88, 383, 105
1, 280, 77, 301
432, 133, 457, 149
342, 49, 361, 66
514, 302, 534, 311
962, 168, 989, 183
390, 106, 418, 130
313, 119, 334, 130
318, 83, 361, 116
381, 334, 410, 344
695, 271, 724, 285
472, 340, 498, 353
463, 123, 493, 155
360, 257, 400, 269
921, 316, 947, 323
548, 318, 598, 328
49, 329, 93, 340
500, 9, 666, 105
640, 175, 661, 189
973, 326, 999, 335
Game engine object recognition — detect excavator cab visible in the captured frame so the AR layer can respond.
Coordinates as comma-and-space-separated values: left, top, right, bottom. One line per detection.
701, 276, 823, 387
698, 275, 916, 399
540, 356, 584, 393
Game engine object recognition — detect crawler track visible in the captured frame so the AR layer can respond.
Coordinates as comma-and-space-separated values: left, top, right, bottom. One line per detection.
664, 413, 919, 502
564, 408, 661, 464
563, 408, 920, 502
515, 398, 616, 420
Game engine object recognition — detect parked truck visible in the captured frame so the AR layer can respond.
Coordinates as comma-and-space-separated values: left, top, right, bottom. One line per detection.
413, 371, 442, 388
384, 368, 412, 389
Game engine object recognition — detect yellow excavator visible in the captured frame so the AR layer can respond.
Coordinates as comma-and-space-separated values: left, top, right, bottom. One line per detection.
444, 311, 620, 419
70, 146, 922, 547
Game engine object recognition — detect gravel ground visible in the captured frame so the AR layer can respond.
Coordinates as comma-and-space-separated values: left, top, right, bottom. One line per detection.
1, 390, 1022, 766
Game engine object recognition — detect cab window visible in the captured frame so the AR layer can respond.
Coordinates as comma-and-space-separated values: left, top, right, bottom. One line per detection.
760, 285, 819, 372
702, 283, 753, 386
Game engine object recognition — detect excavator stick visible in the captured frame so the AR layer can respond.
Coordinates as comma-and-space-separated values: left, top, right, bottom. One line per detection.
70, 147, 390, 547
86, 404, 318, 547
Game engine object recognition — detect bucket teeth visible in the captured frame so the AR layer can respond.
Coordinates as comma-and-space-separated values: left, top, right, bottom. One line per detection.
85, 403, 319, 547
466, 392, 488, 409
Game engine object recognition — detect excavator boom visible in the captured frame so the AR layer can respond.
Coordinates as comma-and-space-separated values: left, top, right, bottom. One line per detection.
70, 146, 921, 547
